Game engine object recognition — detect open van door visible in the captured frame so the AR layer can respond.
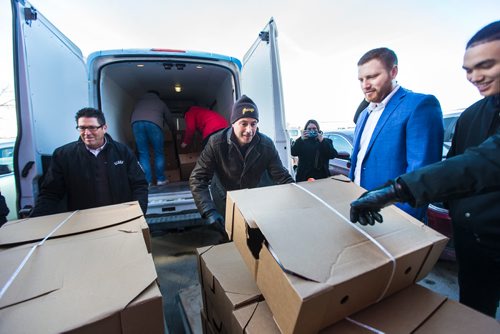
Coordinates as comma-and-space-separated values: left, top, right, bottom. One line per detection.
241, 18, 291, 171
12, 0, 88, 212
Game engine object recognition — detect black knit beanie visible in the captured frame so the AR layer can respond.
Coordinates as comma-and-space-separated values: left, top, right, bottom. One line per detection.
230, 95, 259, 124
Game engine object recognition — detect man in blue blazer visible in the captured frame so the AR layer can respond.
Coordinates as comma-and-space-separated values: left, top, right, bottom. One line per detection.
349, 47, 443, 220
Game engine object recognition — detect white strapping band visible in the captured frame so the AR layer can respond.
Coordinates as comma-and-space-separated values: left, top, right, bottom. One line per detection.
346, 316, 386, 333
0, 210, 79, 300
292, 183, 396, 302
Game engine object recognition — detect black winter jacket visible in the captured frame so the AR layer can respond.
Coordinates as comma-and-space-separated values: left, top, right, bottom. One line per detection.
31, 134, 148, 216
291, 136, 337, 182
189, 128, 294, 215
402, 95, 500, 247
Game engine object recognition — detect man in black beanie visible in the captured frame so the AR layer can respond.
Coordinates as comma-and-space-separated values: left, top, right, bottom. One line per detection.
190, 95, 294, 240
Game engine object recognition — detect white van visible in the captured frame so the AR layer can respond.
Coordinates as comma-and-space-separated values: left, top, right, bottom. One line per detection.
11, 1, 291, 228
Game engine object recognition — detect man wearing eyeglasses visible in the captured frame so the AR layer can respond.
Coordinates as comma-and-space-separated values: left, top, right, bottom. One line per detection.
31, 108, 148, 217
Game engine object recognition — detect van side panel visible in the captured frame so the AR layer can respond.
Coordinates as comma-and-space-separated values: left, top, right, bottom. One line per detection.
241, 19, 291, 171
13, 0, 89, 210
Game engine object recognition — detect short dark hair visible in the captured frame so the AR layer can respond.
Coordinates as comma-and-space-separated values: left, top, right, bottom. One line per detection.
358, 47, 398, 71
75, 107, 106, 125
466, 20, 500, 49
147, 90, 160, 96
304, 119, 321, 132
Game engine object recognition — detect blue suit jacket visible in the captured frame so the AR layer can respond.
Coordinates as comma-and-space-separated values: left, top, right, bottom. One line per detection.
349, 87, 444, 219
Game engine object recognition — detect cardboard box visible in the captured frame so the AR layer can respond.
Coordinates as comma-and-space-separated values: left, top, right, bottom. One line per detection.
180, 163, 197, 180
225, 177, 448, 334
0, 202, 151, 252
231, 285, 500, 334
166, 168, 181, 183
0, 203, 163, 333
201, 308, 216, 334
197, 243, 262, 333
179, 152, 200, 165
232, 301, 280, 334
321, 284, 500, 333
0, 220, 163, 333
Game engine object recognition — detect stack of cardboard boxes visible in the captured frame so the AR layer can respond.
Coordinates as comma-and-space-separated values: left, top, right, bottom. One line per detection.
197, 177, 500, 333
0, 202, 165, 333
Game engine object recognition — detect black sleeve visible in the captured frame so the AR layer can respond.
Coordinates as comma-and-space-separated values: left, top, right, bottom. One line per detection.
31, 148, 67, 217
0, 192, 9, 226
401, 132, 500, 206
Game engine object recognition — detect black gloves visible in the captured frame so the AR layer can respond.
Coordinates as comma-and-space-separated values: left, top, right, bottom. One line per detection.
350, 178, 412, 226
204, 209, 224, 226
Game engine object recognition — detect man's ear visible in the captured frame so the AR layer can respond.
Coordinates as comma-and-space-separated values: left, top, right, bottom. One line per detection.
390, 65, 398, 79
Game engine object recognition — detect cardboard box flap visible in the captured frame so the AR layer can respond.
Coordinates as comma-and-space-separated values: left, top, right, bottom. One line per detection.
202, 242, 261, 298
233, 184, 394, 283
415, 298, 500, 333
0, 244, 64, 308
348, 284, 446, 333
0, 230, 158, 333
0, 202, 143, 246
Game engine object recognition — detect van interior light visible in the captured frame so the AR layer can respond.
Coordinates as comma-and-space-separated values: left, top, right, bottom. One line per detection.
174, 84, 182, 93
196, 65, 203, 69
136, 64, 144, 67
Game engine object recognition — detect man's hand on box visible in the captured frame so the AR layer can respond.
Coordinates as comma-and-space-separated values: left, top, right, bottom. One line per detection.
350, 179, 411, 226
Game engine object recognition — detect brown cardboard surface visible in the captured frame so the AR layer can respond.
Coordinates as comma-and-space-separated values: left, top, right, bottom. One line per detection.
0, 220, 162, 333
166, 168, 181, 182
0, 202, 145, 247
179, 152, 200, 165
232, 301, 280, 334
197, 243, 262, 333
414, 298, 500, 334
321, 284, 500, 334
227, 178, 448, 334
180, 162, 197, 180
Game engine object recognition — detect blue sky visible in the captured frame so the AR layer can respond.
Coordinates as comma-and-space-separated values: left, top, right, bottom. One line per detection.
1, 0, 499, 136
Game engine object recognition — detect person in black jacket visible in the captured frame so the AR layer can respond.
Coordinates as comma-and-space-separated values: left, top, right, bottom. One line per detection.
349, 20, 500, 317
291, 119, 338, 182
0, 190, 9, 227
190, 95, 294, 237
31, 108, 148, 217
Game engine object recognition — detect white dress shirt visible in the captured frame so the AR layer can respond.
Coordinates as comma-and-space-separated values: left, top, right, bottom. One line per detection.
354, 85, 400, 186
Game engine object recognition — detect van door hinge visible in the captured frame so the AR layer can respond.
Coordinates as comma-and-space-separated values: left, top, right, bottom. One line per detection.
24, 7, 38, 26
259, 31, 270, 43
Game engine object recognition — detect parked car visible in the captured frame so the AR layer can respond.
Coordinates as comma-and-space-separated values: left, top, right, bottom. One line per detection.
0, 139, 16, 221
426, 110, 464, 261
323, 130, 354, 177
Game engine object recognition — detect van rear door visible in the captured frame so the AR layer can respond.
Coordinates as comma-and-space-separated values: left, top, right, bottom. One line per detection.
241, 18, 291, 170
12, 0, 88, 210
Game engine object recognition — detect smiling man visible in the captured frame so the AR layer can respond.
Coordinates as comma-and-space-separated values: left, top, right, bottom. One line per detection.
349, 47, 444, 220
31, 107, 148, 217
349, 21, 500, 318
189, 95, 294, 239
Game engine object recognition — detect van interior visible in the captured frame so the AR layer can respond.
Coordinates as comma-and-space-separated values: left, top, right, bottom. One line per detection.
96, 60, 238, 228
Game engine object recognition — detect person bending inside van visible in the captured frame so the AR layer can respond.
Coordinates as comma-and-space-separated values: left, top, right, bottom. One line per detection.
131, 90, 174, 187
180, 106, 229, 149
31, 108, 148, 217
291, 119, 338, 182
189, 95, 294, 240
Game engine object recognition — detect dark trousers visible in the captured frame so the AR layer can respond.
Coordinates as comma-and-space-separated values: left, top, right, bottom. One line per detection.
453, 225, 500, 317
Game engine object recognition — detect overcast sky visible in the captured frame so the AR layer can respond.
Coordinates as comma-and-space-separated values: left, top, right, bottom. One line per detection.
1, 0, 499, 136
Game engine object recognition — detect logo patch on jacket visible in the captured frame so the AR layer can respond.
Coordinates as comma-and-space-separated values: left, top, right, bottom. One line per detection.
114, 160, 124, 166
242, 107, 254, 114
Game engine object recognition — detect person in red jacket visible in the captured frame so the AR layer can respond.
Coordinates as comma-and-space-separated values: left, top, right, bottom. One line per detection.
180, 106, 229, 148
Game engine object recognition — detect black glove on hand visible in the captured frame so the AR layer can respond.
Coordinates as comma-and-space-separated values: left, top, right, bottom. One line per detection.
204, 209, 224, 226
350, 178, 411, 226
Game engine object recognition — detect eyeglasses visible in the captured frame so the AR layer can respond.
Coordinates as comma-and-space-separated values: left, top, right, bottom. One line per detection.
76, 125, 104, 132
